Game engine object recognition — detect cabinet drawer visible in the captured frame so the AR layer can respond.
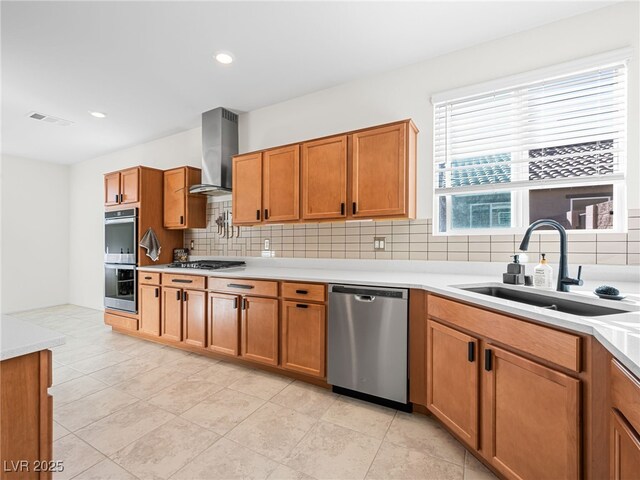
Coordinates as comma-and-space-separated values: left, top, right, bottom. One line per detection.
428, 295, 581, 372
281, 282, 326, 302
208, 278, 278, 297
162, 274, 206, 289
105, 312, 138, 331
611, 360, 640, 433
139, 272, 161, 285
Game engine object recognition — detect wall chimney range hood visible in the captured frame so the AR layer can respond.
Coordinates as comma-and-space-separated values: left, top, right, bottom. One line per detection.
189, 107, 238, 196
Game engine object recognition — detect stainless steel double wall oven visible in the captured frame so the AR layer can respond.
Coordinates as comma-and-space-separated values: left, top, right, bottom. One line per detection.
104, 208, 138, 313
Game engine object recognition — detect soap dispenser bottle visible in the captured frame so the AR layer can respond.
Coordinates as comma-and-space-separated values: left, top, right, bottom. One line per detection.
533, 253, 553, 289
503, 254, 526, 285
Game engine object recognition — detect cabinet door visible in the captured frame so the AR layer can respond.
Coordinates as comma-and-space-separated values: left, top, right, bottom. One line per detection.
120, 168, 139, 204
301, 136, 347, 220
484, 345, 580, 480
263, 145, 300, 222
164, 168, 186, 228
104, 172, 120, 206
183, 289, 206, 348
426, 320, 479, 449
139, 284, 161, 336
611, 410, 640, 480
161, 287, 182, 342
281, 302, 326, 377
241, 296, 278, 366
232, 153, 263, 225
350, 123, 406, 218
208, 293, 240, 356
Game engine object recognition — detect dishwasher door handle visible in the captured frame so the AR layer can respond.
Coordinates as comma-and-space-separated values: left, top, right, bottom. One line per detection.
354, 295, 376, 302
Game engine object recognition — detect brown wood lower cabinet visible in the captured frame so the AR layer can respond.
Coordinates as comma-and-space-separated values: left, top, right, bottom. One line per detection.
610, 410, 640, 479
0, 350, 53, 480
241, 296, 279, 366
139, 284, 161, 336
183, 289, 206, 348
162, 287, 183, 342
281, 301, 326, 378
426, 320, 478, 448
208, 292, 241, 356
484, 345, 580, 480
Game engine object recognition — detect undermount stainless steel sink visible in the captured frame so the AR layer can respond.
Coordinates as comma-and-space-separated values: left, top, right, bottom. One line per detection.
459, 285, 631, 317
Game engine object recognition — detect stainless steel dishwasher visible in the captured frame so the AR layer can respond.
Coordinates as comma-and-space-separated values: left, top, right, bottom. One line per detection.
328, 284, 409, 405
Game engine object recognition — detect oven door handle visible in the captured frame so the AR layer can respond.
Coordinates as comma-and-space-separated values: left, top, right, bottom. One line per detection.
104, 264, 136, 270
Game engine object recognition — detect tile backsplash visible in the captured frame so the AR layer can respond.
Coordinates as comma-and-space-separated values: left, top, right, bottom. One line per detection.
184, 199, 639, 266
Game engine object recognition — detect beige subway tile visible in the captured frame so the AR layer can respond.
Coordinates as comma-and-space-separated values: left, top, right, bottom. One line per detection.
392, 251, 410, 260
539, 241, 561, 253
568, 233, 596, 242
628, 242, 640, 254
360, 242, 375, 252
392, 225, 410, 234
628, 217, 640, 230
409, 224, 428, 235
409, 232, 428, 243
447, 243, 468, 252
318, 251, 332, 258
568, 242, 596, 253
629, 230, 640, 241
345, 252, 360, 259
409, 252, 428, 261
331, 244, 346, 252
331, 251, 346, 259
360, 252, 376, 259
448, 252, 468, 261
411, 218, 428, 225
409, 243, 427, 252
447, 236, 468, 243
597, 253, 627, 265
345, 227, 360, 236
469, 252, 491, 262
331, 236, 345, 245
392, 242, 410, 252
468, 242, 490, 253
392, 220, 410, 226
567, 253, 596, 265
360, 226, 376, 235
375, 221, 393, 226
318, 244, 331, 252
428, 251, 447, 261
359, 235, 375, 244
375, 252, 392, 260
490, 252, 513, 263
294, 237, 305, 246
628, 208, 640, 217
491, 242, 516, 253
346, 243, 360, 252
428, 243, 447, 252
597, 233, 627, 242
427, 234, 447, 244
392, 234, 409, 244
597, 242, 627, 254
375, 226, 392, 235
468, 235, 491, 242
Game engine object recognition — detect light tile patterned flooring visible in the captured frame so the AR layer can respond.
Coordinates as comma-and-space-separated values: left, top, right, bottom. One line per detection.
12, 305, 497, 480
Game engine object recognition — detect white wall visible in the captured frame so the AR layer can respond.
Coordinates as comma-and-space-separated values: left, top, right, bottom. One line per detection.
67, 2, 639, 310
1, 155, 70, 312
239, 2, 640, 218
68, 128, 201, 310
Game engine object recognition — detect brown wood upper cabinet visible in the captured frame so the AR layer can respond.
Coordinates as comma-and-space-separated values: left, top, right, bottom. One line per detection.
301, 136, 347, 220
350, 122, 416, 219
104, 167, 139, 206
232, 120, 417, 225
232, 152, 263, 225
164, 166, 207, 229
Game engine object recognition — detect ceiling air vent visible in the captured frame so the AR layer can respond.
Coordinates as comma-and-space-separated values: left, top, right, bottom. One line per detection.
27, 111, 74, 127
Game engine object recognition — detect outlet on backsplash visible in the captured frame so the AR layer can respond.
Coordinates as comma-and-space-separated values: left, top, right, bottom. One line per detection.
183, 199, 640, 265
374, 237, 386, 251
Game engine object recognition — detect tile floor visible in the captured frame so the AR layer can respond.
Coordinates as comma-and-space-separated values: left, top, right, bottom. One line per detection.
12, 304, 498, 480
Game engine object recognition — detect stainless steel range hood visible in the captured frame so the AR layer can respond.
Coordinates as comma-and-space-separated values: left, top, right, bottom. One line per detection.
189, 107, 238, 196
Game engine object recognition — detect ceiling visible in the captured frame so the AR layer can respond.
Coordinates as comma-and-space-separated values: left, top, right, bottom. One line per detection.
1, 1, 615, 164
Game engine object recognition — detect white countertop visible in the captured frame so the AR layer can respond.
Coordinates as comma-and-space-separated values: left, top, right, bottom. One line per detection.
0, 315, 65, 361
139, 258, 640, 378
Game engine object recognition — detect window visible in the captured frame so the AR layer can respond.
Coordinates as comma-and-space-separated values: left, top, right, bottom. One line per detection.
432, 51, 628, 235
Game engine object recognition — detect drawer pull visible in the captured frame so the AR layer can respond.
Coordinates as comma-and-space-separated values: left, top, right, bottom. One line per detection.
295, 289, 308, 295
484, 349, 493, 371
296, 304, 308, 309
468, 342, 475, 362
172, 279, 193, 284
227, 283, 254, 290
145, 276, 152, 280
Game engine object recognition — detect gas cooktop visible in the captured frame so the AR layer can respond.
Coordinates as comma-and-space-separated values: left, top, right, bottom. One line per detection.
167, 260, 246, 270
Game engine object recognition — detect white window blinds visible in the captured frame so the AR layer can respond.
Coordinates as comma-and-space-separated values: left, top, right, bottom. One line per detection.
433, 62, 627, 195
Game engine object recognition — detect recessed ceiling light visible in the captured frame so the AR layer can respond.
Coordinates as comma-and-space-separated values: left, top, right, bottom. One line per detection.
89, 111, 107, 118
215, 52, 234, 65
